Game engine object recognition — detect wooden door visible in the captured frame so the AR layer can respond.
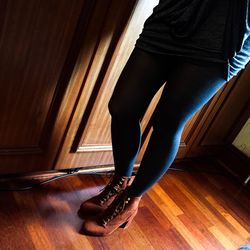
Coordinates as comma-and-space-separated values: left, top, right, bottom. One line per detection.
0, 0, 105, 174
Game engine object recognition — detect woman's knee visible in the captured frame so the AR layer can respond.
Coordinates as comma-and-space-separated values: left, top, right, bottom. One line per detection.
151, 108, 185, 138
108, 96, 139, 120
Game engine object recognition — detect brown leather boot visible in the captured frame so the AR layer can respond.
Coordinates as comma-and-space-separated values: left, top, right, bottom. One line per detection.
77, 175, 134, 218
80, 189, 142, 236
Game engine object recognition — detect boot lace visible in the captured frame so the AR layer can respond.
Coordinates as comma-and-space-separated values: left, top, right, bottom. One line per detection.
101, 192, 131, 226
98, 176, 126, 205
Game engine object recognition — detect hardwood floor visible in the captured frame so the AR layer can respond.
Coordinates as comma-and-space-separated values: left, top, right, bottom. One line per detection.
0, 160, 249, 250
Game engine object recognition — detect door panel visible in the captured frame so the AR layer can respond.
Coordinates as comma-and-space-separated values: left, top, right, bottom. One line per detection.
55, 0, 159, 169
0, 0, 87, 173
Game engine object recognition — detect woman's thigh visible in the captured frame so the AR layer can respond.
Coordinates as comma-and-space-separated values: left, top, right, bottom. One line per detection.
108, 47, 174, 121
151, 61, 228, 133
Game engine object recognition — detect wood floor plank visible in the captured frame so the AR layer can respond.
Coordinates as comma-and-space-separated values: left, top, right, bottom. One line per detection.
0, 193, 36, 250
164, 173, 248, 249
205, 194, 250, 240
148, 182, 184, 216
168, 173, 250, 247
142, 194, 192, 250
177, 213, 225, 250
172, 172, 250, 232
148, 185, 206, 250
193, 172, 250, 225
134, 206, 177, 249
13, 192, 56, 250
192, 173, 249, 223
166, 227, 193, 250
127, 222, 154, 250
172, 173, 249, 246
159, 177, 225, 249
160, 176, 213, 229
209, 225, 238, 250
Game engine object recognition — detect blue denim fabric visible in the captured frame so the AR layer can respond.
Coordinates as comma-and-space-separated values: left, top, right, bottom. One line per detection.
238, 243, 250, 250
228, 3, 250, 81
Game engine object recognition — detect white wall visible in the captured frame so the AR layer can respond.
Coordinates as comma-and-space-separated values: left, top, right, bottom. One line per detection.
232, 117, 250, 157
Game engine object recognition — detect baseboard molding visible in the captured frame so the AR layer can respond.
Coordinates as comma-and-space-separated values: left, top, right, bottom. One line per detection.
0, 164, 116, 182
215, 144, 250, 185
0, 158, 217, 182
0, 159, 200, 186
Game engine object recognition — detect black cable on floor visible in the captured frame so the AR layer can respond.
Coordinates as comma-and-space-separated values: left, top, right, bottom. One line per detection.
0, 167, 236, 192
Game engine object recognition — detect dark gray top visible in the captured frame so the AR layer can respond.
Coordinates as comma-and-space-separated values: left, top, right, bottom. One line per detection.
135, 0, 250, 81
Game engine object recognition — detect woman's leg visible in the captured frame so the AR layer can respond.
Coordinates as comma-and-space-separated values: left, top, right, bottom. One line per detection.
81, 56, 228, 236
127, 61, 228, 196
108, 47, 173, 176
78, 48, 173, 218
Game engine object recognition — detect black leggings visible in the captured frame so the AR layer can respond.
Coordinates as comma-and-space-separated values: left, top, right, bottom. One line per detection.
108, 47, 227, 196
